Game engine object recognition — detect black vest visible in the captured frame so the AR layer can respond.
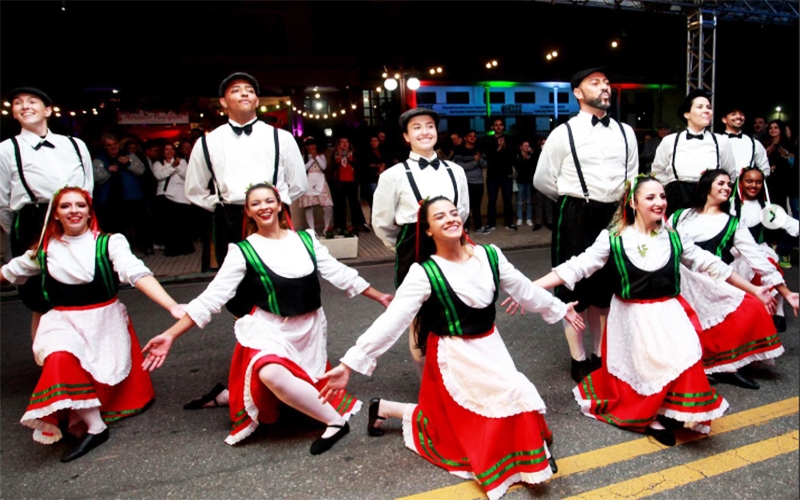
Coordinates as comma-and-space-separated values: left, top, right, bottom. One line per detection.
418, 245, 499, 337
38, 234, 119, 307
673, 209, 738, 264
225, 231, 322, 318
609, 230, 683, 300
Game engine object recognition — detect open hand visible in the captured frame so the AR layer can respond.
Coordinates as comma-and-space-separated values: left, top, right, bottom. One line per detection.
755, 286, 778, 315
563, 301, 585, 331
785, 292, 799, 317
501, 297, 525, 316
141, 333, 174, 372
318, 363, 351, 404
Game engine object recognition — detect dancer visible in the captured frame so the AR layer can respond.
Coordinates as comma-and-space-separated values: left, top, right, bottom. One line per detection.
671, 170, 798, 389
533, 176, 774, 446
0, 187, 183, 462
732, 166, 799, 332
142, 183, 392, 454
320, 196, 583, 500
533, 67, 639, 382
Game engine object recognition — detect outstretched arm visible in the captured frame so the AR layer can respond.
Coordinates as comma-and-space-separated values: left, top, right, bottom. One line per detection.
360, 286, 393, 308
725, 271, 777, 315
774, 284, 799, 316
141, 314, 197, 372
133, 275, 185, 319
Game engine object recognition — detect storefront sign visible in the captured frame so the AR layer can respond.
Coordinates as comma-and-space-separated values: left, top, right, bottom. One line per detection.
419, 103, 577, 116
117, 110, 190, 125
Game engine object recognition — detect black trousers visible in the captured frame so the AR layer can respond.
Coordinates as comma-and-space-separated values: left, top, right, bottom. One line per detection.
10, 204, 50, 313
466, 182, 484, 231
333, 182, 365, 229
486, 176, 513, 227
665, 181, 697, 217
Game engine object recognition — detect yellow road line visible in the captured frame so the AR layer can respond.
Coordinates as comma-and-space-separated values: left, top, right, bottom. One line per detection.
563, 430, 799, 500
397, 397, 799, 500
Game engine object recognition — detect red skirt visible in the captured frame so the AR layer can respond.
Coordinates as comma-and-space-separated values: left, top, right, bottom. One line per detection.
225, 342, 361, 445
700, 293, 782, 373
404, 333, 553, 500
574, 295, 728, 435
21, 318, 154, 444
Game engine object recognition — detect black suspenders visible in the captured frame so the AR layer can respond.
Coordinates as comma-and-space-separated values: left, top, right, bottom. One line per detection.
201, 123, 280, 204
11, 136, 85, 203
671, 130, 720, 180
749, 135, 756, 168
401, 159, 459, 206
565, 119, 629, 201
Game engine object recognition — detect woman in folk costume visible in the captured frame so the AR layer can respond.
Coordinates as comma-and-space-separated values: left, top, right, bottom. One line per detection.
731, 166, 799, 333
141, 183, 392, 454
0, 187, 184, 462
320, 196, 584, 500
533, 175, 775, 447
670, 169, 798, 389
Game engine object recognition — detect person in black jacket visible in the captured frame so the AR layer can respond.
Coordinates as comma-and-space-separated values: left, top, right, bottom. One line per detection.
484, 119, 516, 231
513, 139, 536, 227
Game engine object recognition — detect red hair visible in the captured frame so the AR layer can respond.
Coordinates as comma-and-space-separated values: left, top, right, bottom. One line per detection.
40, 187, 100, 253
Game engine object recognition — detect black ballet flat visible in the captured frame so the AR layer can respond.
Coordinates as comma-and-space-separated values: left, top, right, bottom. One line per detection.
310, 422, 349, 455
184, 383, 226, 410
61, 428, 109, 462
548, 453, 558, 473
712, 372, 760, 390
590, 354, 602, 372
368, 398, 386, 437
644, 426, 676, 447
570, 358, 593, 383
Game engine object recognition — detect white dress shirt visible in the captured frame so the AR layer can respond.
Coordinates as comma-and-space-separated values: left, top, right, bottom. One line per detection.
723, 132, 770, 178
153, 158, 189, 204
371, 152, 469, 248
184, 120, 307, 211
0, 128, 93, 232
651, 129, 736, 185
533, 111, 639, 203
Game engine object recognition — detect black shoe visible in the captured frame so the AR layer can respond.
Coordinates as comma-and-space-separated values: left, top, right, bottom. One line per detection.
310, 422, 349, 455
361, 223, 371, 233
545, 223, 554, 230
773, 315, 787, 333
532, 224, 542, 231
591, 354, 602, 372
505, 224, 518, 231
570, 358, 593, 383
368, 398, 386, 437
184, 383, 226, 410
656, 414, 685, 431
61, 428, 109, 462
548, 453, 558, 473
707, 374, 718, 386
644, 426, 676, 446
712, 371, 760, 390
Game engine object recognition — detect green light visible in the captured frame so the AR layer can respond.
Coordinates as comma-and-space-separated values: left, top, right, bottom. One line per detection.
479, 81, 523, 88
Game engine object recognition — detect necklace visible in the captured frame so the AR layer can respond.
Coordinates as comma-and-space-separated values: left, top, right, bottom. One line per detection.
637, 243, 648, 257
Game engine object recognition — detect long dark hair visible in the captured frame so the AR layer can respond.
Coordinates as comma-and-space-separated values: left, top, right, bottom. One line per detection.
242, 183, 292, 237
412, 195, 468, 354
689, 169, 732, 213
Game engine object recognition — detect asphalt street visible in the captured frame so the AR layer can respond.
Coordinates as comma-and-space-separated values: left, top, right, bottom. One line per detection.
1, 247, 797, 499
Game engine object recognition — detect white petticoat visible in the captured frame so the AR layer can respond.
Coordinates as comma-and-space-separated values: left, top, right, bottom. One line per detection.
679, 265, 744, 330
606, 296, 702, 396
33, 299, 132, 386
233, 306, 328, 381
436, 329, 546, 419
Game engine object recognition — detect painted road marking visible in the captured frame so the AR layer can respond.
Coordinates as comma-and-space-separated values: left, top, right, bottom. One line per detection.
563, 430, 799, 500
397, 397, 799, 500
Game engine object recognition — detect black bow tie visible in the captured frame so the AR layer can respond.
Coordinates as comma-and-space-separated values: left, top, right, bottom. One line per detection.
418, 157, 440, 170
725, 132, 743, 139
686, 131, 704, 140
34, 140, 55, 150
229, 122, 254, 136
591, 115, 610, 127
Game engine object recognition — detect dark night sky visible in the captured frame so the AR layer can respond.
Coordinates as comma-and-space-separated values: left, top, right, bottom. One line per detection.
1, 1, 798, 119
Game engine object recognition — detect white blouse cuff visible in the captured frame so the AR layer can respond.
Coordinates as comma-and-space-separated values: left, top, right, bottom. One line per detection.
129, 271, 154, 287
760, 272, 785, 289
540, 299, 567, 324
341, 347, 377, 377
185, 301, 212, 329
346, 277, 370, 298
554, 265, 578, 291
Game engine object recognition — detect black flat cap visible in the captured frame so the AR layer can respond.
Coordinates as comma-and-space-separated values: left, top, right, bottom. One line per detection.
6, 87, 53, 106
718, 103, 745, 117
399, 108, 440, 132
570, 67, 606, 90
677, 89, 710, 122
219, 72, 260, 97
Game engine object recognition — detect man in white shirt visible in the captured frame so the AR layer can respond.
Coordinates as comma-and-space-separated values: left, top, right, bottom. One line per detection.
719, 104, 770, 179
533, 67, 639, 383
651, 89, 736, 215
0, 86, 94, 331
371, 108, 469, 375
184, 72, 306, 266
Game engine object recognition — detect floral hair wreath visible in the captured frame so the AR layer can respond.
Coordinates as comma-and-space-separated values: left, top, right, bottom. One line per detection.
624, 174, 654, 206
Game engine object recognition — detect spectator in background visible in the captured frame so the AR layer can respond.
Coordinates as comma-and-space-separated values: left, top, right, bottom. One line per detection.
452, 130, 486, 234
93, 133, 153, 255
513, 139, 536, 227
752, 115, 768, 142
362, 134, 386, 223
298, 137, 334, 237
330, 136, 368, 236
484, 119, 517, 231
435, 134, 455, 161
177, 138, 193, 161
152, 142, 194, 256
763, 119, 798, 269
638, 122, 670, 174
531, 137, 553, 231
450, 131, 463, 148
